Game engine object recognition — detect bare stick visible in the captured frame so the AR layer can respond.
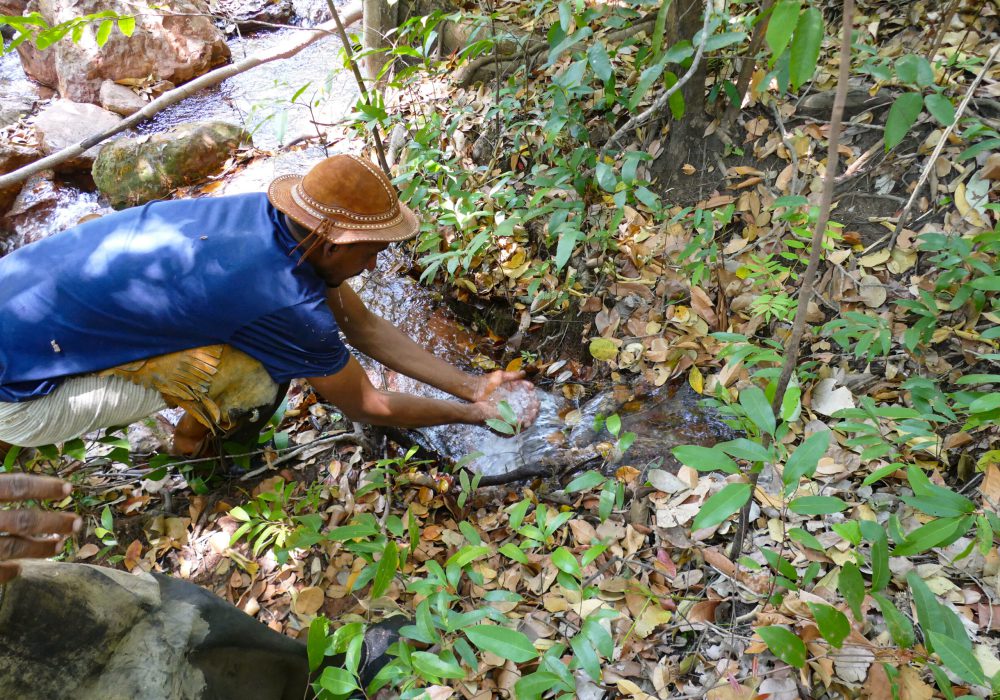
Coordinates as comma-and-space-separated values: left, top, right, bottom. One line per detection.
600, 0, 713, 157
729, 0, 855, 560
869, 41, 1000, 253
0, 3, 363, 192
324, 0, 391, 175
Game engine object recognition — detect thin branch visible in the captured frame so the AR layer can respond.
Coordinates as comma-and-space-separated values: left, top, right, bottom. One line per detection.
729, 0, 855, 560
600, 0, 713, 157
324, 0, 391, 175
871, 40, 1000, 253
0, 2, 363, 192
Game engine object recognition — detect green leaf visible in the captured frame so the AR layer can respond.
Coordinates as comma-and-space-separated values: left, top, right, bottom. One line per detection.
739, 386, 775, 436
890, 515, 971, 556
465, 625, 539, 663
570, 633, 602, 681
692, 483, 751, 531
116, 15, 135, 36
229, 506, 251, 522
757, 625, 807, 668
307, 616, 330, 672
766, 0, 801, 60
906, 570, 943, 641
588, 41, 612, 82
871, 592, 914, 648
807, 603, 850, 648
485, 417, 515, 435
924, 93, 954, 126
605, 413, 621, 437
969, 393, 1000, 413
958, 137, 1000, 162
895, 54, 935, 87
445, 544, 490, 569
318, 666, 359, 695
411, 651, 465, 680
838, 562, 865, 621
782, 430, 830, 492
884, 92, 923, 151
515, 671, 564, 700
788, 496, 847, 515
595, 161, 617, 192
927, 632, 986, 686
671, 445, 740, 474
459, 521, 481, 546
788, 527, 825, 551
788, 7, 823, 92
628, 59, 666, 111
928, 663, 958, 700
869, 527, 890, 593
551, 547, 582, 577
370, 540, 398, 599
95, 18, 112, 47
566, 470, 605, 492
717, 438, 774, 463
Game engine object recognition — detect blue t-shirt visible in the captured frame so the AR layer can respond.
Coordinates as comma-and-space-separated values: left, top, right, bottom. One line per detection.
0, 193, 350, 402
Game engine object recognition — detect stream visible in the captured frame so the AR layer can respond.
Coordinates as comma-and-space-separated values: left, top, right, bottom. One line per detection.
0, 15, 736, 479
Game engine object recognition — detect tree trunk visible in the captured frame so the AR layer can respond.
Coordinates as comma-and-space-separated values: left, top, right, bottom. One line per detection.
362, 0, 394, 81
660, 0, 708, 178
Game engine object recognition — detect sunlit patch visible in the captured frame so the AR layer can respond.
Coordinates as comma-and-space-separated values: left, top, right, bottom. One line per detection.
82, 215, 197, 278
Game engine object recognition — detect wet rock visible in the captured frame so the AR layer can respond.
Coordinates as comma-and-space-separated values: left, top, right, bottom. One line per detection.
99, 80, 148, 116
0, 138, 43, 213
291, 0, 331, 24
33, 99, 123, 169
15, 0, 230, 104
215, 0, 296, 32
1, 170, 107, 250
92, 121, 251, 209
0, 87, 38, 129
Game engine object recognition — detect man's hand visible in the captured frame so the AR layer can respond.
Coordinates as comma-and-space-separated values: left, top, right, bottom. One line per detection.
0, 474, 79, 584
473, 372, 540, 429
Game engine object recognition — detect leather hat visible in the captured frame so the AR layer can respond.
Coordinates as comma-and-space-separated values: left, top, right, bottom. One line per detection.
267, 154, 419, 244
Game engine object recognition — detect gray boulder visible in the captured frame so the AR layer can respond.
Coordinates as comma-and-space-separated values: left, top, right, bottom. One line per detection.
92, 121, 251, 209
99, 80, 148, 117
33, 99, 123, 169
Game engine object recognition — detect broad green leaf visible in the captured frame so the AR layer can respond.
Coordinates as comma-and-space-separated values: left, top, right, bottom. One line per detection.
906, 570, 944, 643
789, 7, 823, 92
370, 540, 398, 599
229, 506, 251, 522
782, 430, 830, 492
704, 31, 746, 51
969, 392, 1000, 413
411, 651, 465, 680
459, 521, 481, 546
958, 137, 1000, 161
671, 445, 740, 474
514, 671, 564, 700
838, 562, 865, 621
95, 18, 112, 47
595, 161, 617, 192
928, 663, 958, 700
466, 625, 538, 663
927, 632, 986, 686
891, 515, 971, 556
554, 226, 580, 271
692, 482, 751, 531
895, 54, 935, 87
806, 603, 850, 648
445, 544, 490, 569
307, 617, 329, 672
605, 413, 621, 437
788, 527, 825, 551
628, 59, 666, 111
788, 496, 847, 515
871, 592, 915, 648
765, 0, 801, 60
884, 92, 923, 151
318, 666, 358, 695
570, 633, 602, 681
717, 438, 774, 462
566, 470, 605, 492
551, 546, 582, 577
588, 41, 612, 82
924, 93, 954, 126
739, 386, 775, 436
869, 527, 890, 593
117, 15, 135, 36
757, 625, 807, 668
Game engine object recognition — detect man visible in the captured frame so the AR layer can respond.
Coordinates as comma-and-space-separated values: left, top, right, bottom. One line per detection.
0, 153, 538, 573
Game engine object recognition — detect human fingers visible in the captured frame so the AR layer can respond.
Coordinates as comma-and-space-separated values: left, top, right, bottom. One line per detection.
0, 561, 19, 584
0, 509, 81, 537
0, 474, 72, 503
0, 535, 63, 560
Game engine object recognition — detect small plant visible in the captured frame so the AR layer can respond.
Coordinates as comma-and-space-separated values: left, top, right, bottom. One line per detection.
229, 480, 325, 563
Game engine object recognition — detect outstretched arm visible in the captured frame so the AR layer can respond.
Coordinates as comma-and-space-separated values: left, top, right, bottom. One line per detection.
308, 356, 502, 428
326, 283, 526, 404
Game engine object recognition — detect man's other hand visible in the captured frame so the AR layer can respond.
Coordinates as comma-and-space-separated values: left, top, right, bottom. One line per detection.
0, 474, 79, 584
474, 374, 540, 429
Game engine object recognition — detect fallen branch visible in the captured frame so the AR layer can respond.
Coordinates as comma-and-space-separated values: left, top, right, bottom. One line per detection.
729, 0, 854, 560
0, 2, 363, 192
600, 1, 712, 157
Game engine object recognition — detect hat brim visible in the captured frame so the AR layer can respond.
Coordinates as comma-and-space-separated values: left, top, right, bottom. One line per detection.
267, 174, 420, 245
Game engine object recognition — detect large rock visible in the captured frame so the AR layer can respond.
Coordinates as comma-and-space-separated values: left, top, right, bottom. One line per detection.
214, 0, 295, 32
92, 121, 251, 209
32, 99, 123, 169
99, 80, 148, 116
0, 138, 43, 213
2, 170, 109, 252
15, 0, 230, 104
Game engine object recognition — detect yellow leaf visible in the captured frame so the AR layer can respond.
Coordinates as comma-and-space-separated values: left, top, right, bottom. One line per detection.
689, 365, 704, 394
589, 337, 619, 361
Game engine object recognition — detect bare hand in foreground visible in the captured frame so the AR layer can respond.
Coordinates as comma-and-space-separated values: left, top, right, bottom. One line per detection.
474, 373, 540, 429
0, 474, 79, 584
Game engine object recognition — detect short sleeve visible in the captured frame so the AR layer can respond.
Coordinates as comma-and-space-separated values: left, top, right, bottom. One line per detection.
228, 299, 350, 382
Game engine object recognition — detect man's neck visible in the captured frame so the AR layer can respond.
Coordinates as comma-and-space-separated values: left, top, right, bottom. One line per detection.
283, 214, 310, 243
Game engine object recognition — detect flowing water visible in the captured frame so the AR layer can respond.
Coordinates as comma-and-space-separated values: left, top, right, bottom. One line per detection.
1, 16, 736, 478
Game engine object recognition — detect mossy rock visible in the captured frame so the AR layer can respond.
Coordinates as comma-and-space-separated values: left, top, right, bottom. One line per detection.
92, 122, 250, 209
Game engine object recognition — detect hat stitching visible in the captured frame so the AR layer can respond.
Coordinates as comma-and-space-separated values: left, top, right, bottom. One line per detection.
290, 185, 405, 230
291, 181, 400, 221
347, 154, 396, 204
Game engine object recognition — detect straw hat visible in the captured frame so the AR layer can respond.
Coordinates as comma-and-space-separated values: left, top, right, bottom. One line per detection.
267, 154, 419, 246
